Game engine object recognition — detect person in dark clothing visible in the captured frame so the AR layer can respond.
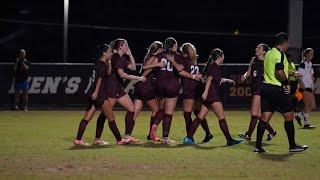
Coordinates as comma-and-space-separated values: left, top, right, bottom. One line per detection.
13, 49, 30, 111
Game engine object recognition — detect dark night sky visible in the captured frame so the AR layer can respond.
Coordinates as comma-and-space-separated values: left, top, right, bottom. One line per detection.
0, 0, 319, 63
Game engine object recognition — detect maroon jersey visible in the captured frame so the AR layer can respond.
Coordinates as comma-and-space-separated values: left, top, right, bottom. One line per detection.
181, 56, 203, 99
86, 60, 109, 108
107, 53, 129, 98
250, 57, 264, 95
133, 57, 157, 102
155, 50, 183, 98
156, 50, 184, 79
203, 62, 221, 105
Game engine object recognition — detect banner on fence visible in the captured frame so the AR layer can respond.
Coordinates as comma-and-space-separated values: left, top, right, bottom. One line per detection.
1, 63, 319, 108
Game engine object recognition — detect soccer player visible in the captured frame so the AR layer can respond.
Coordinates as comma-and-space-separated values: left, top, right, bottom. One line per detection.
133, 41, 165, 141
179, 42, 213, 143
295, 48, 316, 128
149, 37, 202, 143
103, 38, 146, 143
239, 43, 277, 141
182, 48, 243, 146
74, 44, 128, 146
254, 32, 308, 153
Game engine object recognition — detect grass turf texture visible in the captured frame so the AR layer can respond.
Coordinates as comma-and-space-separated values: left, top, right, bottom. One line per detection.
0, 110, 319, 179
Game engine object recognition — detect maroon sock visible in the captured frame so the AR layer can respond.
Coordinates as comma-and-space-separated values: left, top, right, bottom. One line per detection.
258, 116, 274, 134
193, 110, 200, 116
187, 117, 202, 139
183, 111, 192, 133
200, 119, 211, 135
95, 113, 106, 139
265, 123, 275, 134
149, 116, 155, 134
76, 119, 89, 140
162, 114, 172, 137
108, 120, 122, 141
219, 119, 232, 141
153, 109, 164, 125
194, 110, 211, 135
247, 115, 258, 137
125, 111, 135, 135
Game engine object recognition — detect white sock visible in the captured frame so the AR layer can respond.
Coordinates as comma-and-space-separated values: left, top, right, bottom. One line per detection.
303, 113, 310, 125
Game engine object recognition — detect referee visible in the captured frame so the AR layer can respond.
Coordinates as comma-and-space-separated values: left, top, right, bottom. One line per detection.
254, 32, 308, 153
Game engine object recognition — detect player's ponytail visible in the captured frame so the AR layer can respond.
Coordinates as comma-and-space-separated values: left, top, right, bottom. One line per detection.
93, 44, 110, 61
203, 48, 223, 76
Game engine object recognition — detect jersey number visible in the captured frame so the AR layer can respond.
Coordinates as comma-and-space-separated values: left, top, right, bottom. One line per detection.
91, 70, 96, 83
253, 70, 257, 77
191, 65, 199, 74
160, 58, 173, 71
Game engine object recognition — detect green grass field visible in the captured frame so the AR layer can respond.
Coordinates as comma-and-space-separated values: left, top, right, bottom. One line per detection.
0, 110, 319, 179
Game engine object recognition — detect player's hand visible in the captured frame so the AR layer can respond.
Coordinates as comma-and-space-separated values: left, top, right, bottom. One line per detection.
138, 76, 146, 82
201, 91, 208, 100
92, 92, 98, 100
227, 79, 236, 86
126, 47, 132, 56
194, 74, 202, 81
166, 54, 174, 62
240, 75, 246, 82
293, 71, 302, 79
283, 84, 291, 95
157, 61, 165, 68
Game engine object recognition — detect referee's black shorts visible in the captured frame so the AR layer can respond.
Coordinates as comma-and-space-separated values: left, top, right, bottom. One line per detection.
260, 83, 293, 114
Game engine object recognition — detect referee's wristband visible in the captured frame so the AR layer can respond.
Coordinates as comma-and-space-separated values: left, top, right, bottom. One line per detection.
281, 79, 290, 85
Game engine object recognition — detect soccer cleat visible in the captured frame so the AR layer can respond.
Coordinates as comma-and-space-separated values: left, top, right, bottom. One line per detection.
238, 132, 252, 141
295, 115, 302, 126
227, 138, 243, 146
117, 138, 131, 145
202, 134, 214, 143
289, 145, 308, 152
161, 138, 175, 144
129, 136, 140, 143
266, 130, 277, 141
117, 140, 127, 145
254, 147, 267, 153
13, 106, 19, 110
303, 124, 315, 129
93, 138, 109, 145
74, 139, 89, 146
150, 124, 158, 142
183, 137, 195, 145
147, 134, 160, 142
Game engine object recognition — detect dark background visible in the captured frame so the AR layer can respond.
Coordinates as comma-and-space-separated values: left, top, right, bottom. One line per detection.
0, 0, 319, 64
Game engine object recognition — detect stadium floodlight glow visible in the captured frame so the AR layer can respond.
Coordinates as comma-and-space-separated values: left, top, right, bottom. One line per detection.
63, 0, 69, 63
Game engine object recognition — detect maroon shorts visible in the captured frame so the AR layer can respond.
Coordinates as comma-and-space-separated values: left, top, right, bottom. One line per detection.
251, 88, 261, 96
134, 85, 157, 102
107, 88, 126, 99
87, 96, 107, 109
157, 78, 180, 98
202, 97, 221, 109
183, 92, 201, 100
183, 87, 203, 100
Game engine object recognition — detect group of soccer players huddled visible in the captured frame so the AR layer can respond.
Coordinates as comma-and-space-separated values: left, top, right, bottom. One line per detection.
74, 32, 314, 153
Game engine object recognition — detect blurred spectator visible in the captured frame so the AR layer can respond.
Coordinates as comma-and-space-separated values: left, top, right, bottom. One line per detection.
13, 49, 30, 111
